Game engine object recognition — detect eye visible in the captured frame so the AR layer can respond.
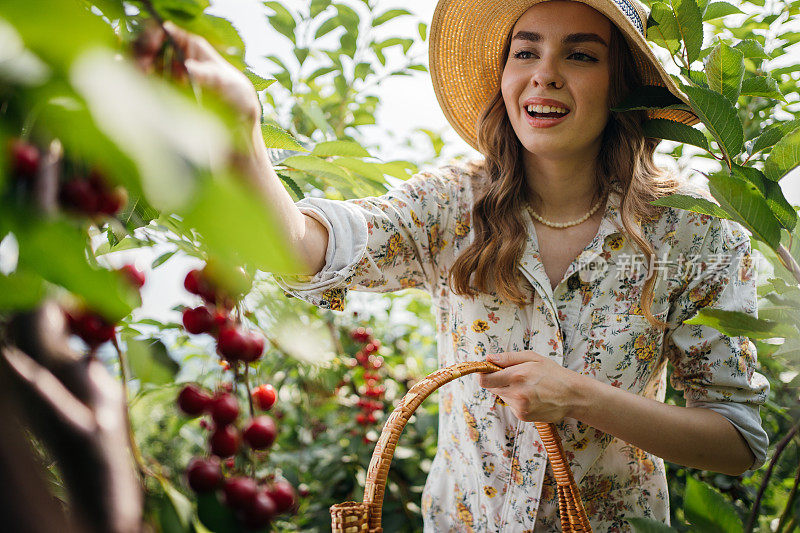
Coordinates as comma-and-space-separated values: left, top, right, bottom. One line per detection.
569, 52, 598, 62
512, 50, 536, 60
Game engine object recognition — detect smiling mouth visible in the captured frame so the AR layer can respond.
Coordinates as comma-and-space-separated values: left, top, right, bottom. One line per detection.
525, 104, 570, 119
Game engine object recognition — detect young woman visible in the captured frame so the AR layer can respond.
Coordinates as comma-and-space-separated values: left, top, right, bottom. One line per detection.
135, 0, 770, 529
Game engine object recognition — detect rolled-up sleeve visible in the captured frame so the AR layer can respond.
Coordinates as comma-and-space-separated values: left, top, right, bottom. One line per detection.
272, 166, 460, 311
664, 216, 770, 471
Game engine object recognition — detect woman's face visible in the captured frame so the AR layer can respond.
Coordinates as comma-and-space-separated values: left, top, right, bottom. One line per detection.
501, 1, 613, 160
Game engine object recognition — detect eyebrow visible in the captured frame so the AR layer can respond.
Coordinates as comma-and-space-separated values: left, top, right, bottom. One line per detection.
511, 31, 608, 47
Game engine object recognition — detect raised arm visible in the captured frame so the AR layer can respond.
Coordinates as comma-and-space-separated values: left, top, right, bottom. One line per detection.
132, 20, 328, 277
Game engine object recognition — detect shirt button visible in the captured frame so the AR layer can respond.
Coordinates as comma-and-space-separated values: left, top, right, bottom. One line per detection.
567, 273, 582, 291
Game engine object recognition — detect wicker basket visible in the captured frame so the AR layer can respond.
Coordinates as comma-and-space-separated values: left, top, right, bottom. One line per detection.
330, 361, 592, 532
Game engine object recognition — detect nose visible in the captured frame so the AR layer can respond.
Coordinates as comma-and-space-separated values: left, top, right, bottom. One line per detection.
530, 55, 564, 90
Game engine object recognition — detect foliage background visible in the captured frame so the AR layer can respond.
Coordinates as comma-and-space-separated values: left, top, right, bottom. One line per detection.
0, 0, 799, 532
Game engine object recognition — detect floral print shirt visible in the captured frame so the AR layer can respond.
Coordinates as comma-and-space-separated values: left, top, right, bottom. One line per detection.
273, 160, 770, 532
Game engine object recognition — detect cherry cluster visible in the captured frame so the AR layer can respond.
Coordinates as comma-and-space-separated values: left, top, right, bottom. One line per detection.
182, 266, 264, 364
178, 383, 295, 529
349, 327, 386, 436
64, 264, 145, 353
7, 139, 127, 218
60, 169, 127, 217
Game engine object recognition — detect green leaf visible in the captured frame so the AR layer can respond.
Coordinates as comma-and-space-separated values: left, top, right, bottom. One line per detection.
685, 308, 795, 338
0, 0, 115, 68
682, 84, 744, 161
311, 140, 371, 158
703, 1, 743, 20
612, 86, 692, 113
683, 477, 744, 533
740, 76, 784, 100
731, 165, 797, 230
333, 157, 387, 184
733, 39, 770, 59
315, 15, 340, 39
764, 126, 800, 181
650, 193, 731, 218
704, 42, 744, 104
261, 124, 308, 152
245, 69, 274, 91
306, 65, 336, 81
276, 172, 304, 201
158, 477, 193, 531
643, 118, 709, 150
12, 216, 138, 321
152, 251, 176, 269
748, 119, 800, 155
180, 174, 302, 275
418, 22, 428, 41
707, 172, 782, 248
71, 49, 229, 212
372, 8, 412, 27
294, 46, 309, 65
125, 338, 180, 386
0, 271, 45, 311
310, 0, 332, 17
627, 517, 680, 532
378, 160, 417, 180
196, 492, 239, 533
671, 0, 704, 63
264, 1, 296, 42
648, 2, 682, 55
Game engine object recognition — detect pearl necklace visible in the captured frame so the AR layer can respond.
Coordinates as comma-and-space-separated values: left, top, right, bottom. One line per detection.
526, 195, 606, 229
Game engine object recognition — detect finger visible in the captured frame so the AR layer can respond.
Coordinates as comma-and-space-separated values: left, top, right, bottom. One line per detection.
487, 351, 540, 368
478, 367, 512, 389
162, 20, 218, 62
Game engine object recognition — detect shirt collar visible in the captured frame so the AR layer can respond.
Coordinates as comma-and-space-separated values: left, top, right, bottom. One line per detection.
517, 187, 625, 305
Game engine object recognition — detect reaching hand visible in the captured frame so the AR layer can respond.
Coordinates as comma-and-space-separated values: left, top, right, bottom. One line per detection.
132, 20, 262, 126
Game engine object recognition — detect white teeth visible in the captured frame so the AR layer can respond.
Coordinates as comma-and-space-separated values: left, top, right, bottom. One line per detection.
526, 104, 569, 114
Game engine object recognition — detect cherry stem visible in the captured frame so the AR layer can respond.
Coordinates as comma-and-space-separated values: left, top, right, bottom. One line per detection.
112, 336, 158, 482
244, 364, 255, 418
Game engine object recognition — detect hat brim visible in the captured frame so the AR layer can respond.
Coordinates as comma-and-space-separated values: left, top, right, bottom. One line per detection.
429, 0, 700, 152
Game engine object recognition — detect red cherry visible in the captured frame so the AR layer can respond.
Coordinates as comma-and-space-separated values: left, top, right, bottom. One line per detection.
212, 310, 229, 328
68, 310, 116, 347
243, 490, 277, 528
211, 393, 239, 426
267, 480, 296, 514
177, 384, 211, 416
366, 412, 377, 424
119, 264, 145, 289
186, 456, 222, 492
252, 384, 276, 411
210, 425, 239, 458
217, 326, 249, 361
182, 306, 214, 334
10, 139, 40, 178
223, 476, 257, 510
242, 416, 277, 449
97, 187, 127, 215
61, 179, 99, 215
356, 413, 368, 425
184, 269, 202, 294
241, 333, 265, 363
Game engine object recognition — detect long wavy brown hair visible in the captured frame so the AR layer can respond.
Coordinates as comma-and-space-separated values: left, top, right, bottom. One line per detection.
447, 20, 685, 329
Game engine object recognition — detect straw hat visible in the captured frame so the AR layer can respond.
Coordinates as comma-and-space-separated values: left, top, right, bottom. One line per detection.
429, 0, 700, 152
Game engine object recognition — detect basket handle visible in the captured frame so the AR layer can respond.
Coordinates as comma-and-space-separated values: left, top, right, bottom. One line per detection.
330, 361, 592, 533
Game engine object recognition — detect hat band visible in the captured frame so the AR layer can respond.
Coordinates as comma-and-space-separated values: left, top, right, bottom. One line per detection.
615, 0, 645, 35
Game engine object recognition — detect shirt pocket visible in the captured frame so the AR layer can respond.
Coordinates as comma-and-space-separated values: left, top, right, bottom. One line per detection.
587, 309, 669, 393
